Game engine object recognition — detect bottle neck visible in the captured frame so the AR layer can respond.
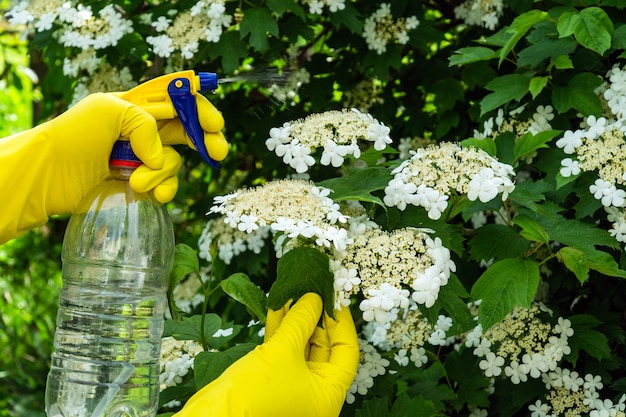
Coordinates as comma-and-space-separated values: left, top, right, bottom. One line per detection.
109, 162, 139, 181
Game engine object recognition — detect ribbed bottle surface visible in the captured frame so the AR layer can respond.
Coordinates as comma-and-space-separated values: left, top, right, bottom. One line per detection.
45, 162, 174, 417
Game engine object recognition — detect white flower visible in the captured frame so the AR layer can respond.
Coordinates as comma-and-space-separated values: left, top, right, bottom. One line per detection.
468, 167, 501, 203
479, 352, 505, 377
147, 34, 174, 58
528, 400, 549, 417
556, 129, 584, 154
213, 328, 234, 337
237, 214, 259, 233
560, 158, 581, 177
555, 317, 574, 337
584, 374, 603, 392
151, 15, 171, 31
321, 140, 349, 167
585, 115, 608, 139
409, 347, 428, 367
394, 348, 410, 366
521, 352, 548, 378
504, 361, 529, 384
334, 267, 361, 292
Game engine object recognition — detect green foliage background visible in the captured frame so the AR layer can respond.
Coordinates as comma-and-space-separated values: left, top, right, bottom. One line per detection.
1, 0, 626, 416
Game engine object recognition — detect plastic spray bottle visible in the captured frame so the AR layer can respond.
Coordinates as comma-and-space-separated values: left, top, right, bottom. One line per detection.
45, 71, 220, 417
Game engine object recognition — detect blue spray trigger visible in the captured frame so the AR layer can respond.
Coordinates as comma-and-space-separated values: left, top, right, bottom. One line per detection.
167, 77, 220, 169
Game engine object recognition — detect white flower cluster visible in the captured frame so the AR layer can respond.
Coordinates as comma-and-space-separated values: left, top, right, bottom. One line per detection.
474, 105, 555, 140
159, 336, 204, 391
556, 66, 626, 208
554, 65, 626, 246
146, 1, 232, 59
345, 339, 391, 404
297, 0, 346, 15
266, 109, 392, 173
336, 227, 455, 323
209, 180, 352, 252
529, 376, 626, 417
198, 217, 271, 265
7, 2, 132, 50
467, 305, 574, 387
362, 3, 419, 54
454, 0, 505, 30
384, 142, 515, 220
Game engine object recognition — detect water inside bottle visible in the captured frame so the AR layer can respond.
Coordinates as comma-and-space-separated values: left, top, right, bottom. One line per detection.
46, 270, 167, 417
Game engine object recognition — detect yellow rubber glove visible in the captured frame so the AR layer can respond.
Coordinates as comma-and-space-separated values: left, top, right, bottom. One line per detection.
175, 293, 360, 417
0, 92, 228, 245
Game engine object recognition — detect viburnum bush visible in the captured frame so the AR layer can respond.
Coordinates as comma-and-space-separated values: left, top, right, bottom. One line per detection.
4, 0, 626, 416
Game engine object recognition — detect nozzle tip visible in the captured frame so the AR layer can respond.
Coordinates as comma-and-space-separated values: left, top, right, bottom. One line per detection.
198, 72, 218, 91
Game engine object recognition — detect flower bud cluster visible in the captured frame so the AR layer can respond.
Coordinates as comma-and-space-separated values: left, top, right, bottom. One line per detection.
384, 142, 515, 219
265, 109, 393, 173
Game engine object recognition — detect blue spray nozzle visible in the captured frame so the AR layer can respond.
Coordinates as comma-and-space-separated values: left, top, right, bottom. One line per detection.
167, 73, 220, 169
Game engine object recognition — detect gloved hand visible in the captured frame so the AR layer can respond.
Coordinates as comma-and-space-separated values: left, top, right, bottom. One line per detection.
175, 293, 360, 417
0, 92, 227, 244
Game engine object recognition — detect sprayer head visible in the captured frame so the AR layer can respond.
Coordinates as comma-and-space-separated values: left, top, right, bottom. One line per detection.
198, 72, 218, 92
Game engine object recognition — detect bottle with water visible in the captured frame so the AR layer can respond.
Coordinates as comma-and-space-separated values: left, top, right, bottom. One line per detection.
46, 141, 175, 417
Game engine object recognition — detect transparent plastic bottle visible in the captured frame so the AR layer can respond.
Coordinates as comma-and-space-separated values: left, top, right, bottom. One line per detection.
46, 141, 175, 417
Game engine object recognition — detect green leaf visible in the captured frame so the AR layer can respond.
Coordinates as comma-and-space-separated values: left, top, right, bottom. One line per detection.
210, 32, 247, 73
328, 3, 363, 33
557, 7, 613, 55
480, 74, 530, 115
391, 394, 440, 417
169, 244, 200, 321
357, 397, 391, 417
558, 246, 589, 284
428, 274, 474, 334
513, 214, 550, 245
499, 10, 551, 66
584, 248, 626, 278
240, 8, 279, 53
460, 137, 497, 157
193, 343, 257, 389
266, 0, 305, 18
568, 315, 612, 364
471, 258, 540, 330
552, 54, 574, 69
171, 243, 199, 283
513, 130, 561, 164
221, 273, 268, 323
267, 247, 335, 318
552, 72, 604, 116
449, 46, 498, 66
317, 166, 393, 208
529, 76, 549, 99
163, 314, 221, 342
469, 224, 530, 262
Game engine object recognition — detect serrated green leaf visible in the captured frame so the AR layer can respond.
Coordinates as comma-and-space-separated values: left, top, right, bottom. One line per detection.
469, 224, 530, 262
429, 274, 474, 333
391, 394, 441, 417
552, 72, 604, 116
163, 314, 221, 342
268, 247, 335, 318
558, 246, 589, 283
471, 258, 540, 330
194, 343, 257, 389
317, 166, 392, 207
529, 76, 549, 99
513, 214, 550, 245
266, 0, 305, 18
240, 8, 279, 52
480, 74, 530, 115
552, 54, 574, 69
356, 397, 391, 417
568, 315, 612, 364
449, 46, 498, 66
584, 248, 626, 278
210, 32, 247, 73
513, 130, 561, 164
557, 8, 613, 55
221, 273, 267, 323
499, 10, 550, 66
